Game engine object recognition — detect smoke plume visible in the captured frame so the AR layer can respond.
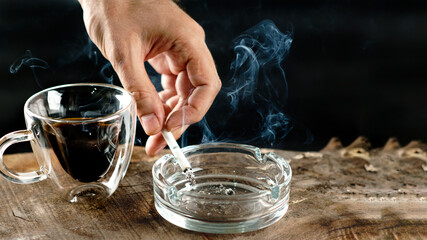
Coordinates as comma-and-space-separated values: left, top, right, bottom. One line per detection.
184, 19, 312, 148
9, 50, 50, 89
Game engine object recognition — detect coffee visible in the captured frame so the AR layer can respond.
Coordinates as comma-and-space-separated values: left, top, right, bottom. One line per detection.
46, 118, 120, 182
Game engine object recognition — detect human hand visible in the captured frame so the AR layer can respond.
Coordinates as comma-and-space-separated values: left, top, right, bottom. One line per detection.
78, 0, 221, 156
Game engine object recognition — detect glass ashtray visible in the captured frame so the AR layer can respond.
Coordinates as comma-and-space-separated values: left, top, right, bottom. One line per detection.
152, 143, 292, 233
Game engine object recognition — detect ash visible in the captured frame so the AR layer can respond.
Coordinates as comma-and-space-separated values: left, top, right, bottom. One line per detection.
217, 184, 235, 195
184, 168, 196, 186
197, 184, 236, 196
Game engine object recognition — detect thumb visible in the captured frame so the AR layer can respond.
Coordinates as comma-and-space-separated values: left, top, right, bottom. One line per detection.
113, 56, 165, 136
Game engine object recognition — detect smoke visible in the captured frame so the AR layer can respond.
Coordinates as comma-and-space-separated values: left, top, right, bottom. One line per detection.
227, 20, 292, 112
9, 36, 120, 87
184, 19, 313, 148
9, 36, 145, 146
10, 20, 312, 149
100, 62, 114, 84
76, 35, 118, 86
9, 50, 50, 89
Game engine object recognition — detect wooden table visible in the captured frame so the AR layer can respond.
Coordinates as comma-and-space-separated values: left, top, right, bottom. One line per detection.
1, 138, 426, 239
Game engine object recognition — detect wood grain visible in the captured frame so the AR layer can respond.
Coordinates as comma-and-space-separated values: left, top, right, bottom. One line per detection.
0, 141, 426, 240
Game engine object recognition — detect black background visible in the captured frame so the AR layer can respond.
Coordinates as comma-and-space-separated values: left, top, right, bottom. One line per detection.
0, 0, 426, 153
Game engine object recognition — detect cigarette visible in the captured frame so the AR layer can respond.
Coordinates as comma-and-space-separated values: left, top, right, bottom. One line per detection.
161, 129, 192, 171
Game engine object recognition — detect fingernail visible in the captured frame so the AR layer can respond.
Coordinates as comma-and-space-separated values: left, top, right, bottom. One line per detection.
140, 113, 160, 135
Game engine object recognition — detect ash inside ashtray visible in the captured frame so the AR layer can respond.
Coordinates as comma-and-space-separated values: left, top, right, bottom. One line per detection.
189, 183, 236, 196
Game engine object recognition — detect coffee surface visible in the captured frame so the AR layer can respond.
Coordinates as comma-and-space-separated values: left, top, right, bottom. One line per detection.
46, 118, 119, 182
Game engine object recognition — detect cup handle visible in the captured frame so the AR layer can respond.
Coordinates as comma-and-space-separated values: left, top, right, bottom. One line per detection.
0, 130, 47, 184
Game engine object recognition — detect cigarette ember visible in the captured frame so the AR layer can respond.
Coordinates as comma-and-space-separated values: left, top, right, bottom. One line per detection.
184, 168, 196, 186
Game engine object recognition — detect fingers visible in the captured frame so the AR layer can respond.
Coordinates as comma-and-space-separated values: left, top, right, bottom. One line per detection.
148, 53, 173, 75
79, 0, 221, 157
165, 44, 222, 130
158, 74, 177, 102
149, 44, 221, 132
111, 48, 165, 136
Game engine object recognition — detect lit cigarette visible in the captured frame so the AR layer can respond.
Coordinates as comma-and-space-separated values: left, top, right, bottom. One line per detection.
161, 129, 192, 171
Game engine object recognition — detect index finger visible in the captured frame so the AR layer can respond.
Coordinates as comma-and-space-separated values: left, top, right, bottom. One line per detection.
112, 48, 166, 135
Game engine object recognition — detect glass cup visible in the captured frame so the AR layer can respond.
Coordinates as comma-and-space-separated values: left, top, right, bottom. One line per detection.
153, 143, 292, 233
0, 83, 137, 203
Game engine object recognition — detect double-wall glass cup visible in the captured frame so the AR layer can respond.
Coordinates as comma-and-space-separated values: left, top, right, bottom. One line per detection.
0, 83, 137, 203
